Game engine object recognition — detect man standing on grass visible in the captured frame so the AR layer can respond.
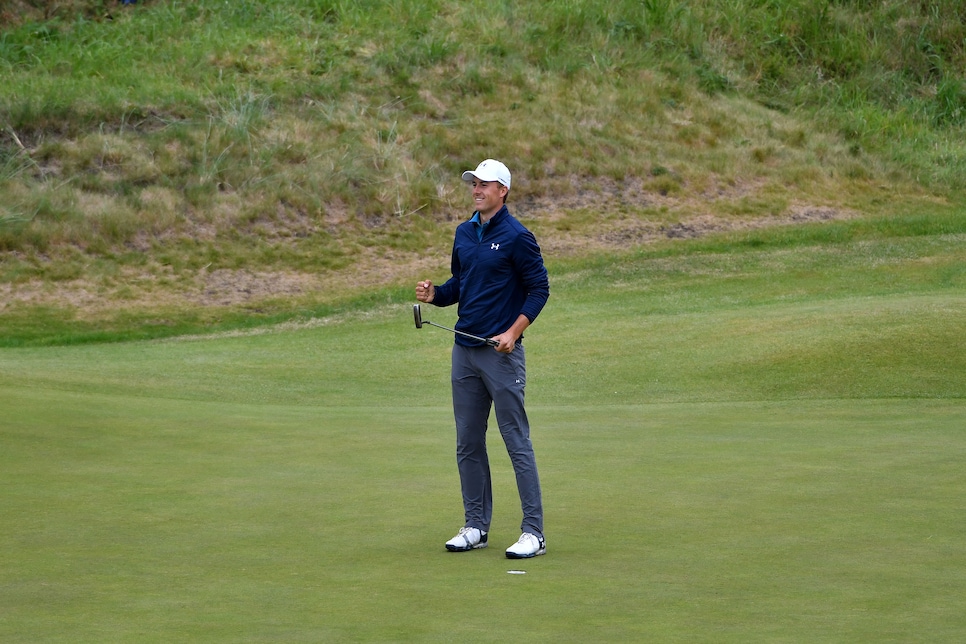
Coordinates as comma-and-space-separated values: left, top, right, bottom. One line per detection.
416, 159, 550, 559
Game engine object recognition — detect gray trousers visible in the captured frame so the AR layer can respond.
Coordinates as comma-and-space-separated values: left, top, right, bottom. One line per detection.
451, 343, 543, 538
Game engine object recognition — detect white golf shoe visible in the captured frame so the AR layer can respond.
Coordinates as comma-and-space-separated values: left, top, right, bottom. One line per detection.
445, 527, 487, 552
505, 532, 546, 559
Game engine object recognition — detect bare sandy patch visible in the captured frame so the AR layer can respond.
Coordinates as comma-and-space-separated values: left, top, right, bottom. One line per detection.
0, 177, 860, 318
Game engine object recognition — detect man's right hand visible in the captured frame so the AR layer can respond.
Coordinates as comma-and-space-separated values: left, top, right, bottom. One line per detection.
415, 280, 435, 303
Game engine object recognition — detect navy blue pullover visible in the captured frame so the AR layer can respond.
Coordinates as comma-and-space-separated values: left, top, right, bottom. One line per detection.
432, 205, 549, 347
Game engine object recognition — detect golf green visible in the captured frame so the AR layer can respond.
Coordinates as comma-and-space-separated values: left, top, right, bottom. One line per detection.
2, 228, 964, 640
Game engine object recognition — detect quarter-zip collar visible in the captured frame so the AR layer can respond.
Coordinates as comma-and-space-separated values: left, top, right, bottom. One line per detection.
471, 205, 508, 241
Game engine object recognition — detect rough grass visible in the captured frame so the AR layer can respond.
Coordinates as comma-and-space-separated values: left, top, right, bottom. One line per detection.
1, 0, 965, 342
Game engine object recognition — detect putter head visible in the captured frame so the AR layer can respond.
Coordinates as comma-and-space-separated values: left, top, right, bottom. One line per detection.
413, 303, 423, 329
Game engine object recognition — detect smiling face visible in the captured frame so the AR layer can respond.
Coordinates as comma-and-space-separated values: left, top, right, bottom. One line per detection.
469, 178, 508, 221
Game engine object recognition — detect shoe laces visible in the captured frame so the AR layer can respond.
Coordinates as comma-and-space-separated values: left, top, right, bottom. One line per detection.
456, 527, 479, 543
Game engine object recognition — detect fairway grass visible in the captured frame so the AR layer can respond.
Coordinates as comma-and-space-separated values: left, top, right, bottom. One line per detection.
2, 228, 964, 641
1, 390, 963, 642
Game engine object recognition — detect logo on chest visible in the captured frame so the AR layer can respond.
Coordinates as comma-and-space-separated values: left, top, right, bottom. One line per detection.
490, 243, 500, 250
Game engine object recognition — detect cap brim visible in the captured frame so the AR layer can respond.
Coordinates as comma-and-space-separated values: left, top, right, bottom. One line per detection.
462, 171, 507, 186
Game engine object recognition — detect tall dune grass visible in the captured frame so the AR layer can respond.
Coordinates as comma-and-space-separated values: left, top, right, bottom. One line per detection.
0, 0, 964, 339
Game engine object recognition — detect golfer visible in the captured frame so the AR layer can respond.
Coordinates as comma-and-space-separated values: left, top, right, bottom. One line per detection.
416, 159, 550, 559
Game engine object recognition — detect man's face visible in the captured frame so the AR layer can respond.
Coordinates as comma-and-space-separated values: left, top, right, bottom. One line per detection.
470, 179, 507, 219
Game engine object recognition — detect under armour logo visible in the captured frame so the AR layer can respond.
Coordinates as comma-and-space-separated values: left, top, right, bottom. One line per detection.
491, 243, 500, 250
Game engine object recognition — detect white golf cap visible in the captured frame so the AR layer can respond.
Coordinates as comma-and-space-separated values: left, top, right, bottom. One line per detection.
461, 159, 511, 189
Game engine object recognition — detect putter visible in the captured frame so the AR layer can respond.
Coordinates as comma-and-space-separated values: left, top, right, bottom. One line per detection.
413, 304, 498, 346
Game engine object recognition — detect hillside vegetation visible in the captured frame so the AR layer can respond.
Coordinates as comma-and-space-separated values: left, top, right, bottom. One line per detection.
1, 0, 965, 344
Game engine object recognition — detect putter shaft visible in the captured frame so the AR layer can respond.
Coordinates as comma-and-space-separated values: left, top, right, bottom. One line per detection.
426, 321, 498, 347
414, 303, 497, 346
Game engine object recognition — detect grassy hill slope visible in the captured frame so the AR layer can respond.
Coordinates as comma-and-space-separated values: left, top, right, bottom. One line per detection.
1, 0, 964, 343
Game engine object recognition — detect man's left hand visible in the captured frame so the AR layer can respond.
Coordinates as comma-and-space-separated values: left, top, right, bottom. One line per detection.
492, 332, 518, 354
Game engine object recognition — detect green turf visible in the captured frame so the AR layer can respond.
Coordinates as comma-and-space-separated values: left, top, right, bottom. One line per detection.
1, 226, 964, 641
